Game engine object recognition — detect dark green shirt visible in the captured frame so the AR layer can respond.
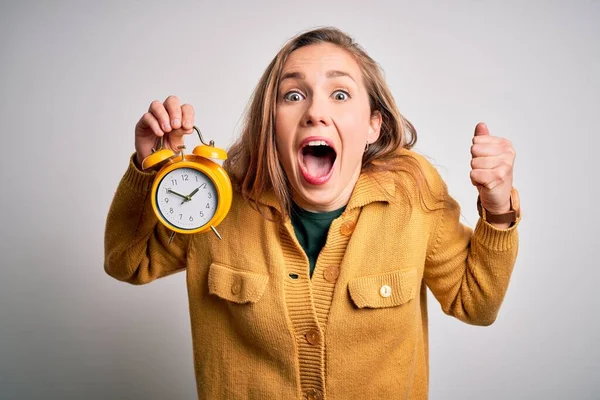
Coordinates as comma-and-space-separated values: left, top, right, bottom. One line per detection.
290, 202, 346, 278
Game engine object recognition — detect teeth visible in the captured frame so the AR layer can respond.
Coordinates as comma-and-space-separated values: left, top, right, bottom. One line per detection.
306, 140, 329, 147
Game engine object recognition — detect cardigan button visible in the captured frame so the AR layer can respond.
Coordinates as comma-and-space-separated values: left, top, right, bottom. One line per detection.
231, 278, 242, 295
380, 285, 392, 298
305, 329, 321, 345
340, 220, 356, 236
306, 389, 323, 400
323, 266, 340, 283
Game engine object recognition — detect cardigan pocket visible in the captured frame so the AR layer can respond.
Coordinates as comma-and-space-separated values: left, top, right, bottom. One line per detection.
208, 262, 269, 304
348, 267, 418, 309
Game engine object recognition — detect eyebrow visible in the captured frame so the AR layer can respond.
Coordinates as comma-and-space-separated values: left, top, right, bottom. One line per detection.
279, 70, 356, 83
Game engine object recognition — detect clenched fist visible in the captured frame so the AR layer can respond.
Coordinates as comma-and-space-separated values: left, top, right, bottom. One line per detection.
470, 122, 516, 223
135, 95, 196, 166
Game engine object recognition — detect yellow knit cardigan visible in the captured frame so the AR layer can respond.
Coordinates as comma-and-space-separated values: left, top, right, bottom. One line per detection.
104, 148, 520, 400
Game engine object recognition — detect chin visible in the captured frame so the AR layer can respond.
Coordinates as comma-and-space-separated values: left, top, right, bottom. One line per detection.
291, 179, 349, 212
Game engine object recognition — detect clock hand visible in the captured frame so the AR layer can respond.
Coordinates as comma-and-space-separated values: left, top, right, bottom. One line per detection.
181, 186, 201, 205
167, 189, 191, 201
187, 187, 200, 198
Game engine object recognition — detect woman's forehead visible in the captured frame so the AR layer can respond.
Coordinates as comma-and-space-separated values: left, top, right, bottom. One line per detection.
281, 43, 362, 82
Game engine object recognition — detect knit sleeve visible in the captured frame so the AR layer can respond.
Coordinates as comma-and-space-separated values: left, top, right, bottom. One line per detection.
103, 154, 191, 284
422, 160, 521, 326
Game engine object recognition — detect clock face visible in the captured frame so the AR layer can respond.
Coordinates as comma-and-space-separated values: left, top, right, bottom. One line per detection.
155, 167, 219, 230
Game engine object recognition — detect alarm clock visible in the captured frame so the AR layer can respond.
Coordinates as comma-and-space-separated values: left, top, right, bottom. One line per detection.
142, 126, 232, 240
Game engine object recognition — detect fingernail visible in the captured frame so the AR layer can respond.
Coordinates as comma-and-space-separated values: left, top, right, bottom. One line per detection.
183, 120, 192, 129
162, 122, 171, 131
172, 118, 180, 128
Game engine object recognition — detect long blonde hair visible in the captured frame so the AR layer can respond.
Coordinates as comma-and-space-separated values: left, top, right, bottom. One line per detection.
224, 26, 446, 217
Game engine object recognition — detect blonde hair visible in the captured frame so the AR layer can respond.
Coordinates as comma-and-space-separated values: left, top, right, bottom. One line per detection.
224, 26, 446, 217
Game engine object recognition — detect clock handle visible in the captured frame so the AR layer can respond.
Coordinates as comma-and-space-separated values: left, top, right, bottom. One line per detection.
193, 126, 215, 147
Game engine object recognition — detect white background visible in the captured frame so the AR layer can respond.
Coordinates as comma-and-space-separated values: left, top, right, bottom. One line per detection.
0, 1, 598, 399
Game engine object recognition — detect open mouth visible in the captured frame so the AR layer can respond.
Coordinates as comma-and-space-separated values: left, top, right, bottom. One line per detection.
298, 138, 337, 185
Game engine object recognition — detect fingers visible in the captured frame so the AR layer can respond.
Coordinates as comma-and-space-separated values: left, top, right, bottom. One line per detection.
471, 140, 515, 158
472, 135, 513, 147
164, 95, 182, 130
472, 135, 510, 144
138, 112, 164, 137
148, 95, 187, 133
470, 154, 511, 170
470, 163, 511, 190
470, 133, 515, 190
146, 96, 196, 136
181, 103, 195, 132
471, 143, 503, 157
135, 95, 195, 165
148, 100, 172, 133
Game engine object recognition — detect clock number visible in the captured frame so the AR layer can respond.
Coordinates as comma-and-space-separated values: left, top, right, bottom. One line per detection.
164, 198, 169, 203
181, 174, 189, 181
179, 214, 183, 220
169, 208, 174, 214
189, 216, 193, 222
207, 192, 212, 199
171, 179, 177, 186
200, 183, 207, 189
206, 203, 210, 209
199, 211, 204, 218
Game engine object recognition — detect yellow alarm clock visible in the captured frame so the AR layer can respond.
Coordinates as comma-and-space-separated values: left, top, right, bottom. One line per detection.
142, 126, 232, 240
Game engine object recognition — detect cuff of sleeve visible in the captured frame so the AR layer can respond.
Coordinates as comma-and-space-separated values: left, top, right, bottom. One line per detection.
473, 216, 520, 252
122, 153, 157, 194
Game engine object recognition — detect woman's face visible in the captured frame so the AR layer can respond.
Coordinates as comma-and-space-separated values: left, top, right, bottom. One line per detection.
275, 43, 381, 212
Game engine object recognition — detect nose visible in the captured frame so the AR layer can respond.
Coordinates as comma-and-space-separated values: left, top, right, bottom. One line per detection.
301, 95, 332, 127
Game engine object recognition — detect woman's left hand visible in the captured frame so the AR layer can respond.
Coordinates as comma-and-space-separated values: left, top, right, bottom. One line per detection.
469, 122, 515, 214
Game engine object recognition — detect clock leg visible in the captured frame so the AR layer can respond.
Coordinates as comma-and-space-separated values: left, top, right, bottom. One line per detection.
210, 226, 222, 240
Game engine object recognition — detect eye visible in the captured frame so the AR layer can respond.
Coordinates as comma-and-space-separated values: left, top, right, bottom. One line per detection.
332, 90, 350, 101
283, 91, 305, 102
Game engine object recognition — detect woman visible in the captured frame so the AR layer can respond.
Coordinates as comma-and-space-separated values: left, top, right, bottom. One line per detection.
105, 26, 520, 399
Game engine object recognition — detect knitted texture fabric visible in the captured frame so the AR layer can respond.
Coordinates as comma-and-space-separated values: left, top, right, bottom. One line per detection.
104, 148, 520, 399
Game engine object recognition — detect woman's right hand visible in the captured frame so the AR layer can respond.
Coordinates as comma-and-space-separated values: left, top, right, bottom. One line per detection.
135, 96, 195, 167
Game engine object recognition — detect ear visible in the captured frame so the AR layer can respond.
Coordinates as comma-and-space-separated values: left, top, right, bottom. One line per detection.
367, 110, 382, 144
